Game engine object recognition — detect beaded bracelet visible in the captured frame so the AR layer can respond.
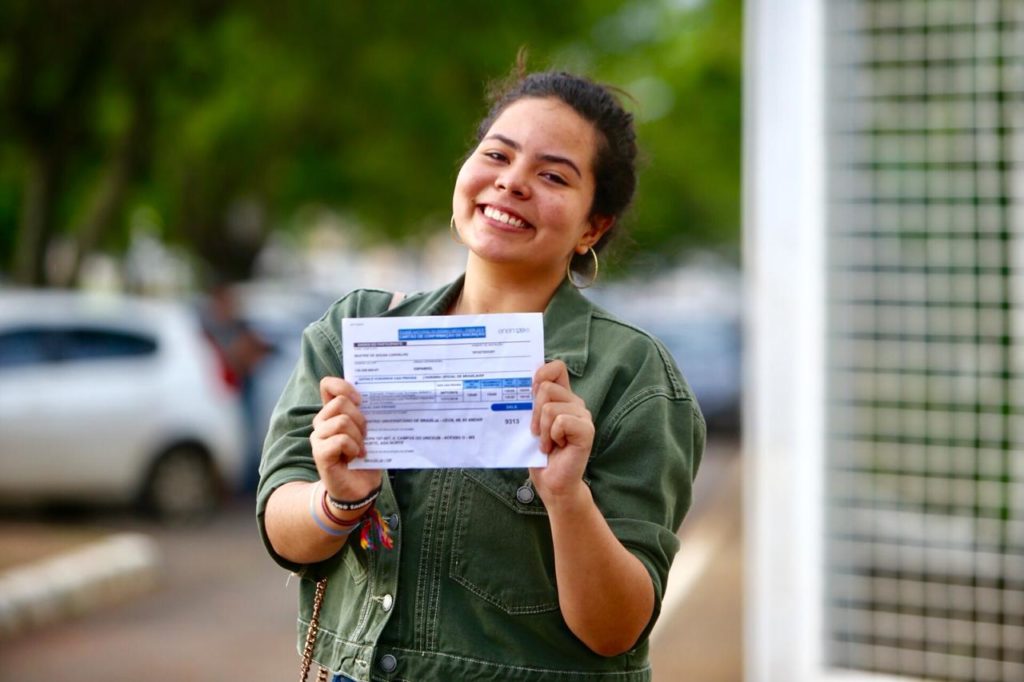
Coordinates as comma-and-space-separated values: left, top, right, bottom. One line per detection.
308, 482, 361, 538
326, 484, 382, 511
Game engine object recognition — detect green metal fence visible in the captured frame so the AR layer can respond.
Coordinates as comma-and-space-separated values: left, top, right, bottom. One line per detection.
825, 1, 1023, 680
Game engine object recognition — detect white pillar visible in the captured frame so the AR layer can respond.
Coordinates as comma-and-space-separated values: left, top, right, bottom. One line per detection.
742, 0, 825, 680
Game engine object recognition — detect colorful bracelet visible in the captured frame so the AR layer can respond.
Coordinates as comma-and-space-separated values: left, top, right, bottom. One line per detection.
308, 482, 361, 538
326, 484, 382, 512
321, 486, 363, 527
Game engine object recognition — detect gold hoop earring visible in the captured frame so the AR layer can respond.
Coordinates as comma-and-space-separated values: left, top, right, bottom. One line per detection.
449, 216, 464, 245
567, 247, 599, 289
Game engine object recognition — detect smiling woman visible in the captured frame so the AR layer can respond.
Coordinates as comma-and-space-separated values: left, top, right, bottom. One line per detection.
257, 59, 704, 682
452, 97, 607, 296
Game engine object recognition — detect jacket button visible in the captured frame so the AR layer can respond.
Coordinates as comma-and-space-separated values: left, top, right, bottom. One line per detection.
381, 593, 394, 612
387, 513, 400, 531
379, 653, 398, 673
516, 485, 535, 504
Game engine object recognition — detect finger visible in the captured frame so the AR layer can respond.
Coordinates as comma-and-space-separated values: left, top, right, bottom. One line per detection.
537, 401, 585, 454
535, 380, 577, 405
549, 412, 594, 454
326, 403, 367, 437
319, 376, 361, 406
531, 380, 581, 435
312, 393, 367, 432
316, 413, 366, 444
532, 360, 570, 395
314, 432, 364, 465
312, 395, 341, 429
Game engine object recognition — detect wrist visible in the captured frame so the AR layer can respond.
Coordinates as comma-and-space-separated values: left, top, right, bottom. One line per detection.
325, 484, 382, 512
309, 481, 362, 538
537, 478, 593, 515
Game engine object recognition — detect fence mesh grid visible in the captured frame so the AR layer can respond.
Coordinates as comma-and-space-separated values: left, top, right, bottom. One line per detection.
824, 1, 1024, 680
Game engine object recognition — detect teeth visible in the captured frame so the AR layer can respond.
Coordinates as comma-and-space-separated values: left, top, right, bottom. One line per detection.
483, 206, 526, 228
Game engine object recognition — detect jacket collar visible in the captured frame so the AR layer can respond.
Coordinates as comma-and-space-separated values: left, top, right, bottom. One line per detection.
541, 277, 592, 377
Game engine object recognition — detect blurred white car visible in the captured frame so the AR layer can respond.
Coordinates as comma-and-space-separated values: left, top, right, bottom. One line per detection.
0, 290, 245, 521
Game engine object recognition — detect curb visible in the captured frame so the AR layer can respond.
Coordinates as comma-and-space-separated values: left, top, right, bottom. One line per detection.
0, 532, 160, 639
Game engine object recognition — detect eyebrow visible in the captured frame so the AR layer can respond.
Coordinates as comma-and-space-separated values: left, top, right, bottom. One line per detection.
484, 134, 583, 179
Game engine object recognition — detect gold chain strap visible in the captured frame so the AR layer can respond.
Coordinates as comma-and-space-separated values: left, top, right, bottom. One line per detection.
299, 577, 329, 682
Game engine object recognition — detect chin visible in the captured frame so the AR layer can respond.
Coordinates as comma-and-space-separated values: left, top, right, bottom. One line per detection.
469, 247, 519, 265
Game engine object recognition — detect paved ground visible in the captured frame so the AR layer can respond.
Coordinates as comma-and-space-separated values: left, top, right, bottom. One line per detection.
0, 436, 742, 681
0, 503, 298, 682
650, 435, 743, 681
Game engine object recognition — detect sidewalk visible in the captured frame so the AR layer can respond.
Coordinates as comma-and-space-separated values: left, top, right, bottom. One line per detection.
0, 518, 159, 639
650, 438, 744, 681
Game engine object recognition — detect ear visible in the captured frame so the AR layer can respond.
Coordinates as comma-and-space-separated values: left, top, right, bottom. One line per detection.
577, 214, 615, 254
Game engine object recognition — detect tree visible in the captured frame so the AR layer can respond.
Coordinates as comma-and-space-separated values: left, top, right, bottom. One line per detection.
0, 0, 742, 285
0, 0, 226, 285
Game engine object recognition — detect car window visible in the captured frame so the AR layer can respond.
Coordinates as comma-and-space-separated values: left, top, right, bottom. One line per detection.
60, 327, 158, 362
0, 328, 61, 369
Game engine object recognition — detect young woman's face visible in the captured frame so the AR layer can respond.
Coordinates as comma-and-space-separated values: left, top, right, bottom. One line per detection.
452, 97, 611, 280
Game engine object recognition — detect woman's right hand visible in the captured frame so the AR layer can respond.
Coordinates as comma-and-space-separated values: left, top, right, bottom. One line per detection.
311, 376, 383, 501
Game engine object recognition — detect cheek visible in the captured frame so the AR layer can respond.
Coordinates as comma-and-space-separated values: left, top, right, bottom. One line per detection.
455, 158, 490, 194
453, 164, 471, 197
543, 194, 589, 231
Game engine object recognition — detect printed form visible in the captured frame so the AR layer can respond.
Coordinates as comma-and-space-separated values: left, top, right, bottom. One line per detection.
342, 313, 546, 469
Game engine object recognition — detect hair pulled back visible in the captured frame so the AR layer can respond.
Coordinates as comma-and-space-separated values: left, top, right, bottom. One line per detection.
474, 59, 638, 269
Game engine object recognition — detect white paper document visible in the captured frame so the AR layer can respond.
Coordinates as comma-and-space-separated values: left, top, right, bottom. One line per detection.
342, 313, 546, 469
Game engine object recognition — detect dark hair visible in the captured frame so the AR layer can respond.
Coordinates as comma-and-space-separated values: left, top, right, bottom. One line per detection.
474, 59, 638, 275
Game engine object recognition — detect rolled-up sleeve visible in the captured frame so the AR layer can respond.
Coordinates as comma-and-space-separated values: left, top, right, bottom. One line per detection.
255, 320, 344, 573
587, 391, 706, 641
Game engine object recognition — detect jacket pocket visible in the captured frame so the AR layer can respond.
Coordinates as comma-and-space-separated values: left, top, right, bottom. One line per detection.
449, 469, 560, 615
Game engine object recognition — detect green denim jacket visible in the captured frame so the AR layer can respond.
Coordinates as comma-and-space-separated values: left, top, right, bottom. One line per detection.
256, 275, 705, 682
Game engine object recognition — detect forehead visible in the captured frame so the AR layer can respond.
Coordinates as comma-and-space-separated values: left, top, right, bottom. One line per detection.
485, 97, 598, 166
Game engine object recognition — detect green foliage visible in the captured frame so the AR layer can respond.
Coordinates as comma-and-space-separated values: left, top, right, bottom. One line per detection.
596, 0, 743, 266
0, 0, 741, 283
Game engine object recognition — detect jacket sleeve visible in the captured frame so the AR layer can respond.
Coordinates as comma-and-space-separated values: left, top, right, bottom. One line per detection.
254, 317, 345, 573
254, 290, 397, 571
587, 390, 706, 643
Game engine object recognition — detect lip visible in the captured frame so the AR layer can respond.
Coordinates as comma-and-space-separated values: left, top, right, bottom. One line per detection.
478, 203, 533, 230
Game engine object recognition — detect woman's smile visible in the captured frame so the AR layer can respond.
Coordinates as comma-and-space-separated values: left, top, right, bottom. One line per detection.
480, 204, 532, 230
452, 96, 604, 277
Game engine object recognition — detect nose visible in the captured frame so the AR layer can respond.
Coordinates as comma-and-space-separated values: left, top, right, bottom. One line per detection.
494, 166, 530, 199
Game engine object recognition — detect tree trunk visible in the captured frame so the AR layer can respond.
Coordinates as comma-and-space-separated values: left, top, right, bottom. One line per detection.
63, 88, 151, 287
12, 149, 59, 287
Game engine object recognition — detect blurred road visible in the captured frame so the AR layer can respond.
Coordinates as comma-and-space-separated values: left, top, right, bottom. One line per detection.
0, 438, 741, 682
0, 502, 297, 682
652, 434, 743, 681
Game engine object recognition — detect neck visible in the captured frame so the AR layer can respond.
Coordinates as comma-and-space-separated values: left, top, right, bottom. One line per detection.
452, 256, 566, 315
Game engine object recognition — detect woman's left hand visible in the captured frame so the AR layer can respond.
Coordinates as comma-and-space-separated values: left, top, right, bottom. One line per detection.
529, 360, 594, 502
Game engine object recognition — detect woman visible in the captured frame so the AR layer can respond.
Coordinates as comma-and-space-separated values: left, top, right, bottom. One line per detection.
257, 67, 705, 682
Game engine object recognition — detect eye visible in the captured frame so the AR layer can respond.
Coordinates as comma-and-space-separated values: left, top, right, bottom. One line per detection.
541, 172, 568, 186
483, 150, 509, 163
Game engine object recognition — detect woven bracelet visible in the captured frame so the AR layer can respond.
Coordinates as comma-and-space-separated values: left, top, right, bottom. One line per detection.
326, 484, 382, 512
320, 487, 364, 527
309, 482, 360, 537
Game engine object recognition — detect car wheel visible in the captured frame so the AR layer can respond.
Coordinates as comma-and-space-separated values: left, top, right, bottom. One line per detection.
143, 445, 221, 523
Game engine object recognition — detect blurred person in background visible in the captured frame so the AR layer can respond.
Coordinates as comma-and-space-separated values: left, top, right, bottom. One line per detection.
257, 57, 705, 682
200, 279, 271, 492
